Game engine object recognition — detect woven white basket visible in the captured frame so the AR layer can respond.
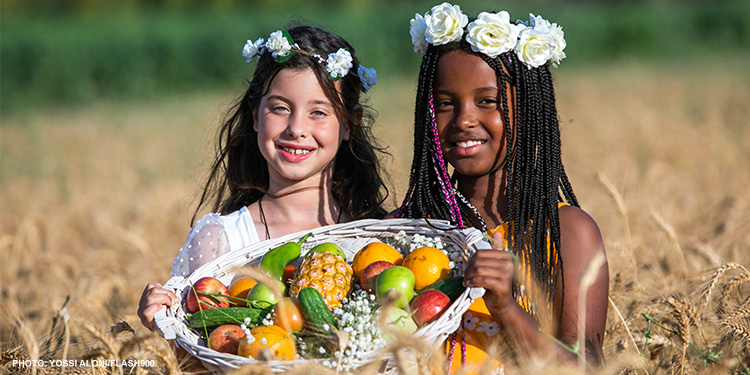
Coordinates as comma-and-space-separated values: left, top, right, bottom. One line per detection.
154, 218, 490, 374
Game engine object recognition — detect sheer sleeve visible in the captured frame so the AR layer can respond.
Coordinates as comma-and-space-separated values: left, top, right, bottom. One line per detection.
170, 213, 231, 277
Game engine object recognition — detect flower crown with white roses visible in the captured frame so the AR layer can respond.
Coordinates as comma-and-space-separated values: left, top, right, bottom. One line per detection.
242, 30, 378, 92
410, 2, 566, 69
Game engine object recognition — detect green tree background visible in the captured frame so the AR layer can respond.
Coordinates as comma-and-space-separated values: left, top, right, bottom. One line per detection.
2, 0, 749, 113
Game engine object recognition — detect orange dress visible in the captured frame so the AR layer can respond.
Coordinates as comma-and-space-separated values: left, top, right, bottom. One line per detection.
444, 203, 567, 374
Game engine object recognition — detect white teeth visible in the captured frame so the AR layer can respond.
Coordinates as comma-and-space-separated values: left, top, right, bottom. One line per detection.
283, 147, 311, 155
456, 140, 485, 148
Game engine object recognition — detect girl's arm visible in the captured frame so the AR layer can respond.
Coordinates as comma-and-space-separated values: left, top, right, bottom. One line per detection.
555, 205, 609, 364
463, 206, 608, 366
138, 214, 232, 330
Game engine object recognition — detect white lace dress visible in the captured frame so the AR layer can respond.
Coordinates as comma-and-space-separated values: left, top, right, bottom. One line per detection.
170, 206, 261, 277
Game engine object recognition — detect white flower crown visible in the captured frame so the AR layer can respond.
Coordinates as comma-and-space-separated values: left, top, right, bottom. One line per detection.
410, 2, 566, 69
242, 30, 378, 92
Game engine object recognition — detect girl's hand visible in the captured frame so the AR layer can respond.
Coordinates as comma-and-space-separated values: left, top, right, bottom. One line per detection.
463, 231, 517, 315
137, 283, 178, 331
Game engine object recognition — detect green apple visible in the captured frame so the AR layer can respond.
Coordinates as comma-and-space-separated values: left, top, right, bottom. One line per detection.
309, 242, 346, 259
247, 280, 286, 307
380, 306, 418, 343
375, 266, 415, 308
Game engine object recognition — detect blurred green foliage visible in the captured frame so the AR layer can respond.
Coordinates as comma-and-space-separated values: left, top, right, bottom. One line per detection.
2, 0, 749, 113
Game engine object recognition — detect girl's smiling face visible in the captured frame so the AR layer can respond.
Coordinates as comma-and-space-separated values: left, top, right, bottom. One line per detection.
433, 50, 511, 177
254, 67, 349, 187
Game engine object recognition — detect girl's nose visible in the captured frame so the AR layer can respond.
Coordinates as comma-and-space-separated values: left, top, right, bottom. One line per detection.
454, 105, 478, 129
286, 113, 309, 138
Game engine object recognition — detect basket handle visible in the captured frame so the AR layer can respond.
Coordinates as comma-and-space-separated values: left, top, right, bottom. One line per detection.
154, 307, 179, 340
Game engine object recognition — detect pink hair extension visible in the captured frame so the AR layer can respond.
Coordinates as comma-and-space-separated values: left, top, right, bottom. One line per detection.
428, 94, 464, 227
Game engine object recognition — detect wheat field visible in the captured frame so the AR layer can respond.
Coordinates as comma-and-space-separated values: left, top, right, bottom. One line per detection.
1, 60, 749, 374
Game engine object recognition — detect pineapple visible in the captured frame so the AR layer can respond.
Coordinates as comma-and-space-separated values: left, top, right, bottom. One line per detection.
290, 251, 353, 308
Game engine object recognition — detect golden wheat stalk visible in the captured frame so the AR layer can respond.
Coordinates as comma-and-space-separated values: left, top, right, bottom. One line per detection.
61, 308, 72, 375
579, 251, 607, 371
696, 263, 749, 313
718, 270, 750, 317
77, 319, 121, 361
659, 297, 693, 375
608, 296, 641, 356
15, 317, 40, 375
692, 242, 722, 267
595, 171, 634, 269
649, 210, 689, 275
720, 317, 750, 343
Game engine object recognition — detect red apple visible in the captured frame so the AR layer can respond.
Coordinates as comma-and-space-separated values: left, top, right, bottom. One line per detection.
360, 261, 395, 292
409, 289, 451, 326
208, 324, 246, 354
186, 276, 230, 313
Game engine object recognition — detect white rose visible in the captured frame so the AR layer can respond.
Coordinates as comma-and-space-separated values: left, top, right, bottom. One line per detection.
358, 65, 378, 92
326, 48, 353, 79
242, 37, 265, 62
266, 30, 292, 58
465, 11, 522, 58
548, 23, 566, 68
410, 13, 428, 53
424, 2, 468, 46
515, 16, 555, 69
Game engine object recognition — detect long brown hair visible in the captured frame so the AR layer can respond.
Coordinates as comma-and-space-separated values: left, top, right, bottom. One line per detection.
193, 25, 389, 224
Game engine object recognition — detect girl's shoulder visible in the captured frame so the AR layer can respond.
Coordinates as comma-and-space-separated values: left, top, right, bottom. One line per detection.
171, 207, 258, 277
557, 204, 605, 258
193, 207, 253, 231
192, 206, 259, 246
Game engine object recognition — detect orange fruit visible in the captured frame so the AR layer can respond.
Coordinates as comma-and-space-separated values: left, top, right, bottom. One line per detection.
445, 340, 501, 375
282, 265, 296, 285
237, 325, 296, 361
228, 276, 257, 306
351, 242, 403, 281
402, 246, 451, 290
273, 297, 305, 332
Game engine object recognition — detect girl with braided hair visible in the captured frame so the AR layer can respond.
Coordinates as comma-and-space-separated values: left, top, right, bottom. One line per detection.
397, 3, 608, 371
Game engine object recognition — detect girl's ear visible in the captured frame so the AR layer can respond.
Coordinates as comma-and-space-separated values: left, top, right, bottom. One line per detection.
344, 105, 363, 141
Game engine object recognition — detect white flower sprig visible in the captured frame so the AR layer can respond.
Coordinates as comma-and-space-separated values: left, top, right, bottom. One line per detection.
409, 3, 567, 69
242, 37, 265, 63
241, 30, 378, 89
266, 30, 294, 61
326, 48, 353, 80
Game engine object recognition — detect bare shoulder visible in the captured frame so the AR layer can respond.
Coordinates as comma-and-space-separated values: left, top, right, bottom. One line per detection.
557, 205, 605, 259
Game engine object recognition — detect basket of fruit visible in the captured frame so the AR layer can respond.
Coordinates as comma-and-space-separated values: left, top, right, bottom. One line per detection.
154, 218, 490, 373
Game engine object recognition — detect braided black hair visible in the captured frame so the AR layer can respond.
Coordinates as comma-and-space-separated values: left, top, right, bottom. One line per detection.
193, 25, 389, 224
397, 37, 578, 310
